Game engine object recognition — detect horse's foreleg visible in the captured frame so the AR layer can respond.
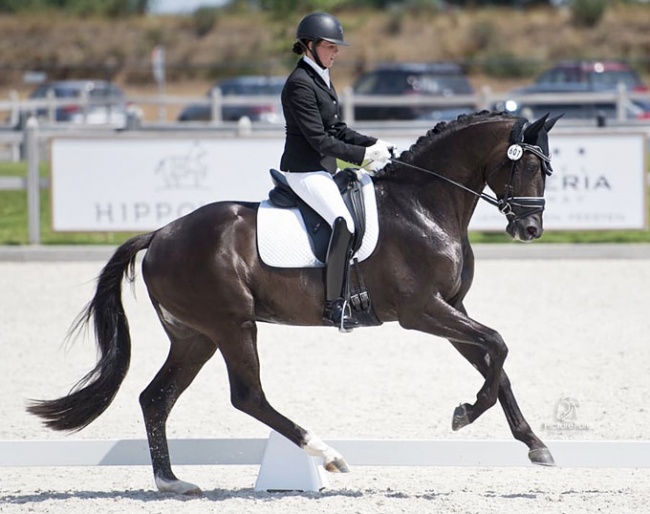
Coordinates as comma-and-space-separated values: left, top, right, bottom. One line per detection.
450, 341, 555, 466
140, 326, 217, 495
219, 319, 350, 473
400, 299, 508, 429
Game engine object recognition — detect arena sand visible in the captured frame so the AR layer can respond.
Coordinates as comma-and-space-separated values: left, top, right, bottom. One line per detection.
1, 256, 649, 513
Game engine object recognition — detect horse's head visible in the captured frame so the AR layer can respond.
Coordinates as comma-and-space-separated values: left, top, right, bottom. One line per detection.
486, 114, 561, 242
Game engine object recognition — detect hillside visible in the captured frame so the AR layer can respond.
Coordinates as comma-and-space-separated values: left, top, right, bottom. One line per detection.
1, 5, 649, 99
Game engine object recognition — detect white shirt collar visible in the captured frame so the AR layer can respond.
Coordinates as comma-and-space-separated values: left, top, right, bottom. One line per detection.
303, 56, 330, 88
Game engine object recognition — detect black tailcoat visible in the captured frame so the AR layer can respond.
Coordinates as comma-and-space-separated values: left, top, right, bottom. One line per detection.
280, 59, 376, 174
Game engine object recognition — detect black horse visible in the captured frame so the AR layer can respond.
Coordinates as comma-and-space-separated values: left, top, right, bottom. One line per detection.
29, 111, 560, 495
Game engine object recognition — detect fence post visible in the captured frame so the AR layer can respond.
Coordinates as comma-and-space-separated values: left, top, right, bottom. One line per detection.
25, 116, 41, 245
210, 87, 223, 124
616, 83, 626, 122
342, 87, 354, 124
46, 88, 56, 124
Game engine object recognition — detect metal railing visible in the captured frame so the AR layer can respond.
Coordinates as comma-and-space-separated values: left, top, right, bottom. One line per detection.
2, 85, 650, 129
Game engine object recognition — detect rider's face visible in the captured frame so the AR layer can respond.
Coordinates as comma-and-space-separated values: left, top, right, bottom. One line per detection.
312, 41, 339, 69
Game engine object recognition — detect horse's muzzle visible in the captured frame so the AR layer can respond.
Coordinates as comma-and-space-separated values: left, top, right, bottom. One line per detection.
507, 218, 543, 241
502, 197, 546, 242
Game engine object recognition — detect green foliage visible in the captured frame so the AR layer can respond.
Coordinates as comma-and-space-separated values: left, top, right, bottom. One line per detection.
191, 6, 219, 38
570, 0, 607, 28
257, 0, 347, 18
0, 0, 150, 16
482, 52, 538, 78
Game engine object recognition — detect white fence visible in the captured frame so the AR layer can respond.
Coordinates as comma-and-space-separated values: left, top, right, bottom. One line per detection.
2, 437, 650, 468
2, 85, 650, 128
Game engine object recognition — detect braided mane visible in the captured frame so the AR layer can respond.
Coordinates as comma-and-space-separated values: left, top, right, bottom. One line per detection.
374, 110, 515, 179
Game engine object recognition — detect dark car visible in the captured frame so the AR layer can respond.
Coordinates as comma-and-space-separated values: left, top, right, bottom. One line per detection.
20, 80, 142, 129
352, 62, 475, 121
498, 60, 650, 121
520, 59, 648, 93
177, 75, 286, 123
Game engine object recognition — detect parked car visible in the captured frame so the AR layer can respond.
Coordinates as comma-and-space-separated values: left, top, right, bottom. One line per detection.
517, 59, 649, 93
18, 80, 142, 129
497, 60, 650, 121
352, 62, 475, 121
177, 75, 286, 123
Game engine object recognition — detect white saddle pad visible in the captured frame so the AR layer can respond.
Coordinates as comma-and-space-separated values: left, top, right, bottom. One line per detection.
257, 171, 379, 268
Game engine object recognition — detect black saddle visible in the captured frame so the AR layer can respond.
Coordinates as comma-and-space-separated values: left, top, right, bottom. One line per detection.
267, 168, 367, 264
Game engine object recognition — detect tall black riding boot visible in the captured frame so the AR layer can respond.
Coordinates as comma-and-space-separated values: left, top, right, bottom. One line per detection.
323, 217, 359, 332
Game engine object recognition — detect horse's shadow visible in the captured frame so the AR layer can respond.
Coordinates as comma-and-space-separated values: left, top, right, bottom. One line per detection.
1, 487, 457, 504
1, 487, 366, 504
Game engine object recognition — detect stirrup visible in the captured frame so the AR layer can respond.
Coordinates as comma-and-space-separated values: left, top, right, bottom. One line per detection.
324, 298, 358, 333
337, 299, 355, 334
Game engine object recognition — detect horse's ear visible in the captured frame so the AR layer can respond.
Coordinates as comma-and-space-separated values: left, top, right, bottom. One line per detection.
544, 114, 564, 132
523, 114, 548, 142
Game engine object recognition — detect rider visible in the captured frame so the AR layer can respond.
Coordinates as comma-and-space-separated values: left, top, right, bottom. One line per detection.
280, 12, 393, 331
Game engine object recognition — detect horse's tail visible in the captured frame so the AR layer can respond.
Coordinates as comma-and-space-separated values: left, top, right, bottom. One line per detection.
27, 232, 156, 432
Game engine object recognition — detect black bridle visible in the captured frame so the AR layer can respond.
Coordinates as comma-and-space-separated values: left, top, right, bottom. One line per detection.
388, 141, 553, 222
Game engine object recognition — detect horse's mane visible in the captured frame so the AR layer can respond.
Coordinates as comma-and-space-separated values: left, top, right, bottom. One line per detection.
374, 110, 516, 179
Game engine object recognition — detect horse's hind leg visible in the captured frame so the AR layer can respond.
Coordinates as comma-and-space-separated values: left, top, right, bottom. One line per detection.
140, 308, 218, 495
449, 340, 555, 466
217, 318, 350, 473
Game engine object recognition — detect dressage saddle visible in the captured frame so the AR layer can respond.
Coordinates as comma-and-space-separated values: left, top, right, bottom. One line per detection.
267, 168, 367, 264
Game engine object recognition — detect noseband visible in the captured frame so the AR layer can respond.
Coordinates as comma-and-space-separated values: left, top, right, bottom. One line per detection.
493, 142, 553, 222
389, 140, 552, 222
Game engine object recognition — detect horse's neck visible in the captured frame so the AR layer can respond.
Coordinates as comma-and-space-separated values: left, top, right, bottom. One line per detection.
378, 131, 498, 234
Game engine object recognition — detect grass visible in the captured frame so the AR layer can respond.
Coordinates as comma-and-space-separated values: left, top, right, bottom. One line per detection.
1, 161, 649, 246
0, 162, 139, 245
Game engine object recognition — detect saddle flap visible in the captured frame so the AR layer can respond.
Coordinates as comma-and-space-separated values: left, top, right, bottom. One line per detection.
257, 172, 379, 269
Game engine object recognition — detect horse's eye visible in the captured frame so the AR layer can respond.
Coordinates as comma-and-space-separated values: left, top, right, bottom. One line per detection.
523, 161, 538, 174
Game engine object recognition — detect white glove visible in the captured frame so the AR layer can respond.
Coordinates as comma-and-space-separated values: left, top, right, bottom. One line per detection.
377, 139, 398, 157
364, 141, 391, 164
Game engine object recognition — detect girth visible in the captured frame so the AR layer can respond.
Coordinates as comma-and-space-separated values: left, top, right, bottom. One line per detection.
267, 168, 367, 263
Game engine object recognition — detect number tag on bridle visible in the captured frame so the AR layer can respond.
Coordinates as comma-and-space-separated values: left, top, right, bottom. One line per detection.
507, 144, 524, 161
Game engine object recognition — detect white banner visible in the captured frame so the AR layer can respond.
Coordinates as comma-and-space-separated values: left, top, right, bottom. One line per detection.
51, 132, 648, 232
51, 137, 281, 231
469, 132, 648, 231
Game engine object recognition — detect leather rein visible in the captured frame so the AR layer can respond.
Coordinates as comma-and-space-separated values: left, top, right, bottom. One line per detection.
388, 141, 553, 222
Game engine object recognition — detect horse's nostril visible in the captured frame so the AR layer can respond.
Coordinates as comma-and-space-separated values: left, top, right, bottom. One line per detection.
527, 226, 539, 238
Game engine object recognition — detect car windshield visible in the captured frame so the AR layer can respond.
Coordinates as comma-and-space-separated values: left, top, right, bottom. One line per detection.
31, 86, 81, 99
589, 70, 641, 89
355, 70, 471, 95
414, 76, 473, 95
30, 83, 124, 99
355, 72, 410, 95
220, 82, 283, 96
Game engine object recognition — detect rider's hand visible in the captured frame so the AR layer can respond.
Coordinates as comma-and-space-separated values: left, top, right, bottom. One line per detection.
364, 141, 391, 164
377, 139, 398, 158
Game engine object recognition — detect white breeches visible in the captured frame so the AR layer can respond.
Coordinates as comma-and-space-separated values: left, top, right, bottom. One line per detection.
285, 171, 355, 233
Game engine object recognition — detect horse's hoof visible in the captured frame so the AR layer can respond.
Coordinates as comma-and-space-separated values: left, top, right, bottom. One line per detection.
452, 403, 471, 431
325, 457, 350, 473
528, 447, 556, 467
155, 476, 203, 495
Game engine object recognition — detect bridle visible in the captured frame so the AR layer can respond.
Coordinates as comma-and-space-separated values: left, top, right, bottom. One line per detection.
490, 141, 553, 221
388, 138, 553, 222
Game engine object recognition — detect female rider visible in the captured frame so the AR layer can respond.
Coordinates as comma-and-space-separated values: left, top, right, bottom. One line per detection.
280, 12, 393, 331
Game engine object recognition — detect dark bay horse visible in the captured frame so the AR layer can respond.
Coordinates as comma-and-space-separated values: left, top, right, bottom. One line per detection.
29, 111, 560, 495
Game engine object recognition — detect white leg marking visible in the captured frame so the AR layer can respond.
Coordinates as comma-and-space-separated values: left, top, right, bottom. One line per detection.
302, 429, 343, 465
155, 475, 202, 495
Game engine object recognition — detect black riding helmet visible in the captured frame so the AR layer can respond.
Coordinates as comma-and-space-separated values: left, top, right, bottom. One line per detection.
296, 12, 349, 46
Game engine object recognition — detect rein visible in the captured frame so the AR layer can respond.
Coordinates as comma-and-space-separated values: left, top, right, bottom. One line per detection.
388, 142, 552, 221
